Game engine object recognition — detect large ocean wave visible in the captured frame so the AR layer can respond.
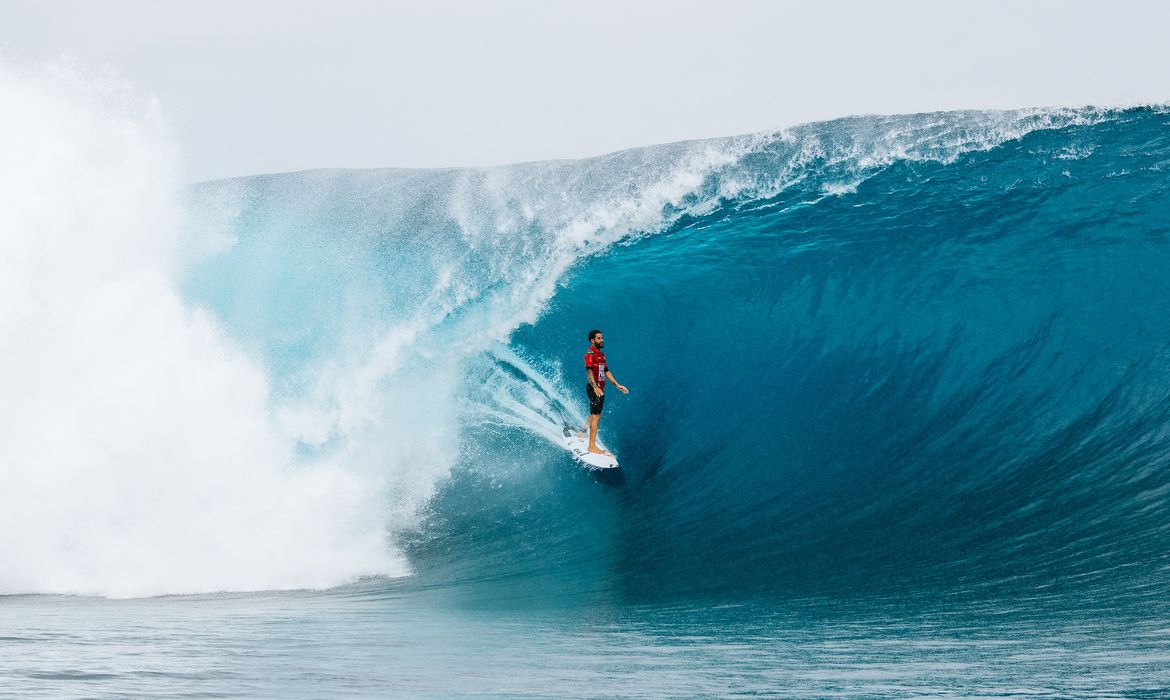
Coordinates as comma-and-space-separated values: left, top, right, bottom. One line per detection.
3, 61, 1168, 602
405, 106, 1170, 607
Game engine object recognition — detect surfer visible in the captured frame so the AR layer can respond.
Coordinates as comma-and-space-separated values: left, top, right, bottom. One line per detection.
583, 329, 628, 455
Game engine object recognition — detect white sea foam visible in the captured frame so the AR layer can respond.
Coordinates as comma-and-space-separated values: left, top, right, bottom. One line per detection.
0, 60, 401, 597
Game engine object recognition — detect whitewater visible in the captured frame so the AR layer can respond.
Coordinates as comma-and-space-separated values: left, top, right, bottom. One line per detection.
3, 61, 1170, 697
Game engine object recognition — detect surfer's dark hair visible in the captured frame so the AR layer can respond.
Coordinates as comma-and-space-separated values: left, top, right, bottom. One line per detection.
588, 329, 602, 342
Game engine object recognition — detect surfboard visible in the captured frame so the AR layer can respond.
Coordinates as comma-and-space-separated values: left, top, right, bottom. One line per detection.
561, 426, 619, 469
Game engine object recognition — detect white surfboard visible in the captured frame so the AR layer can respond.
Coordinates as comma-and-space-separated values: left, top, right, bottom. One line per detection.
561, 426, 619, 469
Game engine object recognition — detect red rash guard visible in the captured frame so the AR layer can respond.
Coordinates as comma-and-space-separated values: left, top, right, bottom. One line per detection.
585, 347, 608, 389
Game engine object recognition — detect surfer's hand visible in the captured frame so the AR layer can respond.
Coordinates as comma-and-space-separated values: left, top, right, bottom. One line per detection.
618, 385, 629, 394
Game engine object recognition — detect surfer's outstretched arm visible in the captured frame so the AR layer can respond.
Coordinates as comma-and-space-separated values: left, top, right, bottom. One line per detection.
605, 371, 629, 394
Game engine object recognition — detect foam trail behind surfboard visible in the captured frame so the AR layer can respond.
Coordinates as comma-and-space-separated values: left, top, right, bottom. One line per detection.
463, 345, 593, 450
467, 348, 619, 468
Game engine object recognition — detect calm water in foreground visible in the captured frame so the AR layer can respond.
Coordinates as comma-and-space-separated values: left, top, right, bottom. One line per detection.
3, 586, 1169, 698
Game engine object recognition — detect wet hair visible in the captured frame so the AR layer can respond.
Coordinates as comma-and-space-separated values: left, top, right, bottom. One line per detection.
588, 329, 602, 342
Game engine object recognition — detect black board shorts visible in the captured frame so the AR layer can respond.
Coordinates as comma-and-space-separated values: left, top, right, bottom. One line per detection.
586, 384, 606, 415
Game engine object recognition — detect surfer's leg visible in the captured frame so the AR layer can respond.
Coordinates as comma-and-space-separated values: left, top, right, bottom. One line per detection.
586, 384, 608, 454
587, 416, 610, 455
586, 384, 600, 447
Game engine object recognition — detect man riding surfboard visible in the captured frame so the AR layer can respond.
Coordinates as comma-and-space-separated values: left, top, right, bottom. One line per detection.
583, 329, 629, 455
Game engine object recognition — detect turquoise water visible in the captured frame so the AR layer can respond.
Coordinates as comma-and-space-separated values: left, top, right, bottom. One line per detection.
5, 105, 1170, 696
5, 590, 1170, 697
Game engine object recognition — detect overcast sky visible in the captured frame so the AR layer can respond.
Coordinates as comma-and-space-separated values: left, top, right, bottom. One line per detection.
2, 0, 1168, 182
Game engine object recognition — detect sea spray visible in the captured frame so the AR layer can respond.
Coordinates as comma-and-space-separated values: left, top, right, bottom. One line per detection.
0, 60, 398, 596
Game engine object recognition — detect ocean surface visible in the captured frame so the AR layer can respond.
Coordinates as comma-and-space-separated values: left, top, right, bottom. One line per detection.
3, 66, 1170, 696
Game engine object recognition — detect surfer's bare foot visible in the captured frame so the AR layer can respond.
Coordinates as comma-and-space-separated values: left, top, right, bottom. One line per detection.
588, 446, 611, 456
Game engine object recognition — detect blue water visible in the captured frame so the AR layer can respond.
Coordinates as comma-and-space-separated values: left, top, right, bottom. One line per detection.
5, 590, 1170, 697
6, 106, 1170, 697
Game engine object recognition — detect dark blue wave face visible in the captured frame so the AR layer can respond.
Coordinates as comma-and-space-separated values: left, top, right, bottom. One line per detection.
404, 109, 1170, 607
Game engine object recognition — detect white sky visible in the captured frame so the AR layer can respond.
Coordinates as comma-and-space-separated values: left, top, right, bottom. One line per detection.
2, 0, 1168, 182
